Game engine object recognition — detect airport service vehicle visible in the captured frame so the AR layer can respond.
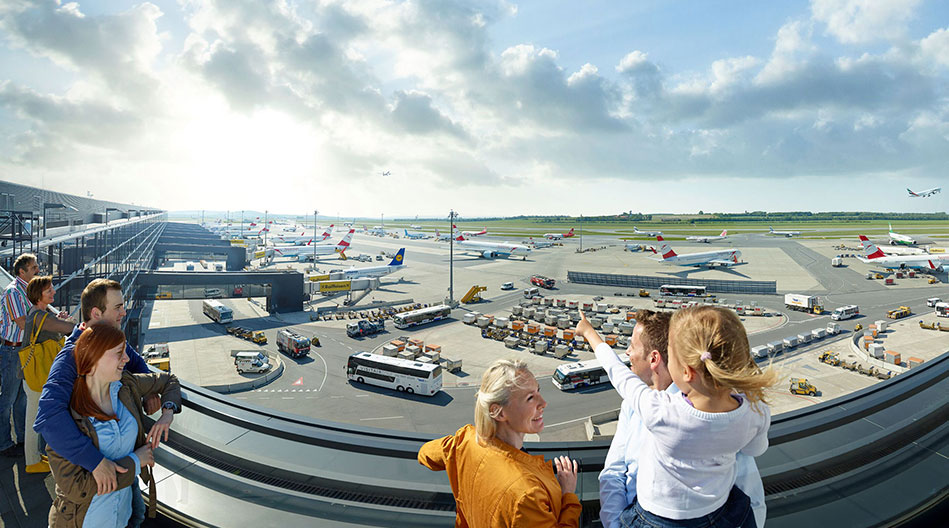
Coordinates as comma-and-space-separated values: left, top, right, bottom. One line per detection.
249, 331, 267, 344
340, 248, 406, 279
552, 355, 631, 390
633, 226, 662, 236
204, 288, 223, 298
500, 282, 514, 290
789, 378, 817, 396
650, 236, 741, 268
235, 354, 270, 374
276, 329, 310, 358
346, 352, 443, 396
768, 226, 801, 237
927, 297, 942, 307
887, 306, 912, 319
156, 292, 172, 300
393, 305, 452, 330
544, 228, 575, 240
453, 234, 531, 260
272, 229, 355, 261
785, 294, 822, 314
935, 303, 949, 317
857, 235, 949, 271
686, 229, 728, 243
826, 322, 840, 335
888, 224, 917, 246
907, 186, 941, 198
144, 343, 169, 361
347, 319, 385, 338
202, 300, 233, 324
831, 305, 859, 321
831, 257, 843, 267
639, 289, 650, 297
819, 351, 841, 366
527, 238, 553, 248
659, 285, 708, 297
147, 357, 170, 372
523, 287, 540, 298
530, 275, 556, 289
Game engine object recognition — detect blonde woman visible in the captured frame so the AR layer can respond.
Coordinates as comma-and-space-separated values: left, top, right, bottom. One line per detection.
418, 359, 581, 527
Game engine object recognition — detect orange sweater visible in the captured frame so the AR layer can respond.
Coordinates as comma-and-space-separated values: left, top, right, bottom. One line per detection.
418, 424, 581, 527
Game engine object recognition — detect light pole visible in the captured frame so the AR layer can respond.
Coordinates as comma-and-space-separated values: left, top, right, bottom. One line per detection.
579, 214, 583, 253
448, 209, 457, 305
42, 202, 77, 237
313, 209, 318, 265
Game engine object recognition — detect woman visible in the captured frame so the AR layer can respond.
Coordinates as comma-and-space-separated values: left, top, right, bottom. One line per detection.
22, 275, 75, 473
418, 359, 581, 527
47, 322, 181, 528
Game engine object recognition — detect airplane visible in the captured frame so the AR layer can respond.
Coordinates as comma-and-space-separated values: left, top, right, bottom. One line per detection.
381, 171, 391, 177
462, 227, 487, 237
649, 236, 742, 267
274, 225, 335, 245
544, 228, 575, 240
888, 224, 916, 246
768, 226, 800, 237
857, 235, 948, 271
434, 229, 452, 241
633, 226, 663, 236
367, 226, 387, 236
526, 237, 553, 248
686, 229, 728, 243
341, 248, 406, 279
454, 234, 531, 260
876, 244, 928, 256
404, 228, 427, 240
410, 224, 422, 230
907, 187, 940, 198
272, 229, 354, 260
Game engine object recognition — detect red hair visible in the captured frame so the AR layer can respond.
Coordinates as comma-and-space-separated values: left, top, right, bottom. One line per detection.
71, 323, 126, 422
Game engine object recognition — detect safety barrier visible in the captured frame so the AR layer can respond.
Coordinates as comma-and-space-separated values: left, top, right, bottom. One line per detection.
568, 271, 777, 295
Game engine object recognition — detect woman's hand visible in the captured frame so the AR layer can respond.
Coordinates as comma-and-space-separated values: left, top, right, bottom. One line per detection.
146, 409, 174, 448
134, 445, 155, 468
554, 456, 578, 495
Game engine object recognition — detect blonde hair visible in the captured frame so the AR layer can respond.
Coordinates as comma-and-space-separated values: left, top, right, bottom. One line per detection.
670, 306, 778, 411
474, 359, 530, 440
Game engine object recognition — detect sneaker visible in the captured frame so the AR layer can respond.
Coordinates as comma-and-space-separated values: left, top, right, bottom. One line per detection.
25, 460, 50, 474
0, 444, 23, 457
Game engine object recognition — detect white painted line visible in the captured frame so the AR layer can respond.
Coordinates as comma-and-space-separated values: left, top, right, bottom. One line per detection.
359, 415, 404, 421
355, 394, 369, 398
330, 395, 344, 399
313, 350, 328, 391
281, 397, 294, 400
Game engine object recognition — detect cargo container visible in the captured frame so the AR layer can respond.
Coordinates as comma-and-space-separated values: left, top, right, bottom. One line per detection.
511, 320, 525, 331
811, 328, 827, 339
826, 322, 841, 335
526, 323, 540, 334
390, 340, 406, 352
884, 351, 901, 365
463, 312, 481, 325
534, 341, 548, 354
567, 300, 579, 309
511, 305, 523, 316
752, 345, 769, 359
602, 322, 615, 333
405, 345, 422, 358
557, 317, 571, 329
562, 329, 575, 341
617, 322, 635, 335
908, 357, 924, 368
590, 317, 603, 329
875, 320, 888, 332
542, 326, 557, 337
884, 277, 895, 285
767, 341, 784, 354
553, 345, 570, 359
504, 336, 520, 349
868, 343, 885, 359
783, 336, 799, 348
605, 334, 618, 347
798, 333, 812, 344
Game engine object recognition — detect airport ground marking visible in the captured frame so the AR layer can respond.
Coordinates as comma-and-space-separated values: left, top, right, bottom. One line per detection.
359, 415, 404, 421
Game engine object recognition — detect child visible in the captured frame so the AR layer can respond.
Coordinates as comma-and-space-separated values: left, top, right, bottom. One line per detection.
576, 305, 777, 527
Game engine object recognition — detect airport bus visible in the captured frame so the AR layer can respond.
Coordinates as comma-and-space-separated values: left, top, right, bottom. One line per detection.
202, 299, 233, 324
346, 352, 443, 396
935, 302, 949, 317
393, 305, 452, 329
659, 284, 708, 297
552, 355, 631, 391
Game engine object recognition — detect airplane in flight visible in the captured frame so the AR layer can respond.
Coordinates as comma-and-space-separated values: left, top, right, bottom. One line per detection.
907, 187, 940, 198
403, 228, 427, 240
544, 228, 574, 240
454, 234, 530, 259
769, 226, 800, 237
633, 226, 663, 236
858, 235, 948, 270
650, 236, 741, 268
342, 248, 406, 279
888, 224, 917, 246
381, 171, 391, 177
272, 229, 354, 260
686, 229, 728, 243
462, 227, 487, 237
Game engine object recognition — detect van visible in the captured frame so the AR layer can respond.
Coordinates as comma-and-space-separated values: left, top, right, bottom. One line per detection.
501, 282, 514, 290
234, 351, 266, 363
205, 288, 223, 298
523, 287, 539, 299
927, 297, 941, 307
831, 305, 859, 321
235, 357, 270, 374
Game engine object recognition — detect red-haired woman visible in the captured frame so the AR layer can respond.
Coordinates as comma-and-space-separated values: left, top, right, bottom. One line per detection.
46, 322, 181, 528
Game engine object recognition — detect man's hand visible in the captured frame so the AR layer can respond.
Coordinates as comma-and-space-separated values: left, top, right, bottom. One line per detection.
143, 394, 161, 415
147, 409, 174, 448
575, 310, 595, 339
554, 456, 579, 495
134, 445, 155, 468
92, 458, 127, 496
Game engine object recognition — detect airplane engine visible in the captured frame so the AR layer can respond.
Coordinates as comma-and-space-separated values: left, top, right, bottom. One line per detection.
482, 251, 496, 259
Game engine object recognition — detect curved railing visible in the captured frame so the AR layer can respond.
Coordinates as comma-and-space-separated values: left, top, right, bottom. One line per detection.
151, 351, 949, 527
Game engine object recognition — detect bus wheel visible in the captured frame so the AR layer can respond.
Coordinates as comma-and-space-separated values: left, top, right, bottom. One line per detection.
237, 369, 244, 374
396, 385, 404, 392
406, 387, 414, 394
357, 377, 364, 384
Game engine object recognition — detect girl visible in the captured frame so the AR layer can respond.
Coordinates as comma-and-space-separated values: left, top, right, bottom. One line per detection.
576, 305, 778, 528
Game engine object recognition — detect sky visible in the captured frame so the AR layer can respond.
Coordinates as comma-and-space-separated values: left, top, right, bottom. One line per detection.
0, 0, 947, 217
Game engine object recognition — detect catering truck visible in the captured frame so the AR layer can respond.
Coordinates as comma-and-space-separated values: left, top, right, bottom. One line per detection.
276, 329, 311, 358
784, 294, 822, 314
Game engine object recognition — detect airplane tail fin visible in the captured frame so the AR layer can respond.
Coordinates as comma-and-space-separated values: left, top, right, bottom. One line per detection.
769, 226, 774, 233
907, 188, 916, 196
388, 248, 405, 266
858, 235, 886, 259
656, 236, 677, 259
455, 234, 466, 241
720, 229, 727, 237
336, 229, 355, 250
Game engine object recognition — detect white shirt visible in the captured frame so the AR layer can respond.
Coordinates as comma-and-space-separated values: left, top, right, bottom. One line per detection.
594, 343, 770, 520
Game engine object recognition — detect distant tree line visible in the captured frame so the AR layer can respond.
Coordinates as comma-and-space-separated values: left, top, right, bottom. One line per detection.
391, 212, 949, 223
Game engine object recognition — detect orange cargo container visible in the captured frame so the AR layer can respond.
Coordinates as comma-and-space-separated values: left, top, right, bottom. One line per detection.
408, 338, 424, 349
907, 356, 924, 368
526, 323, 540, 335
390, 340, 406, 352
424, 344, 441, 354
626, 311, 636, 321
485, 315, 495, 323
543, 326, 557, 337
511, 320, 525, 331
562, 329, 575, 341
605, 334, 618, 346
884, 351, 901, 365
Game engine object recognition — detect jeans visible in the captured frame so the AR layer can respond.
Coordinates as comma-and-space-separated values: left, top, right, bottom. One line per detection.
128, 482, 145, 528
619, 486, 756, 528
0, 344, 26, 451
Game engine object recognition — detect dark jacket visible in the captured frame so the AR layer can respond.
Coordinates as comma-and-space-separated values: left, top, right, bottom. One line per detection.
47, 371, 181, 528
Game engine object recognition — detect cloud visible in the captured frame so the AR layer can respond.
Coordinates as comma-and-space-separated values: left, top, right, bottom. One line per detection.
811, 0, 923, 45
390, 90, 469, 139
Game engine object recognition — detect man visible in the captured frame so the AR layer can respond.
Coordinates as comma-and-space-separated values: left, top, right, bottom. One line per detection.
35, 279, 172, 527
0, 253, 39, 456
590, 309, 766, 528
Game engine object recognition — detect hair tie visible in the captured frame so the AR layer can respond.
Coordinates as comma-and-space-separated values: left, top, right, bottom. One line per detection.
700, 352, 712, 361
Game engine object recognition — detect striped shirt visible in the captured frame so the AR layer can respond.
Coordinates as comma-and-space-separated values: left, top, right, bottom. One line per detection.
1, 276, 31, 343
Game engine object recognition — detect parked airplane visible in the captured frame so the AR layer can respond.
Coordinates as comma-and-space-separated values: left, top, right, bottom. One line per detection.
367, 226, 387, 236
434, 229, 452, 241
907, 187, 941, 198
526, 237, 553, 248
274, 225, 335, 245
877, 245, 927, 256
686, 229, 728, 243
342, 248, 406, 279
272, 229, 354, 260
888, 224, 917, 246
768, 226, 800, 237
544, 228, 574, 240
454, 234, 530, 259
462, 227, 487, 237
410, 224, 422, 230
634, 226, 662, 236
403, 229, 427, 240
650, 236, 741, 267
857, 235, 948, 270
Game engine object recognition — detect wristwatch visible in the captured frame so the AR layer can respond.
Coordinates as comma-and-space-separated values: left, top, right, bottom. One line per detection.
162, 401, 178, 412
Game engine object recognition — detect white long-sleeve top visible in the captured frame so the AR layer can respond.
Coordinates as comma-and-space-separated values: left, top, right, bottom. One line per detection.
593, 343, 771, 520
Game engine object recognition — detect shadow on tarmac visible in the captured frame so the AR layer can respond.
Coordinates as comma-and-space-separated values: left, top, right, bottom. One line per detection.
347, 380, 455, 406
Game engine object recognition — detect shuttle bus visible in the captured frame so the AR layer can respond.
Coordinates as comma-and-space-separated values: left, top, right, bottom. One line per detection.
659, 284, 708, 297
393, 305, 452, 329
552, 355, 631, 391
346, 352, 442, 396
935, 302, 949, 317
202, 299, 233, 324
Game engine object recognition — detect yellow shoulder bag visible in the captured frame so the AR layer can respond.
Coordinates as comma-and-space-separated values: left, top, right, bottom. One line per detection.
19, 312, 65, 392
